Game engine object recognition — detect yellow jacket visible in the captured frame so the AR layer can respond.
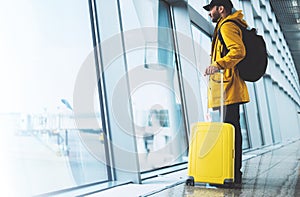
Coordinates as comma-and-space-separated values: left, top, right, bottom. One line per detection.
208, 10, 250, 108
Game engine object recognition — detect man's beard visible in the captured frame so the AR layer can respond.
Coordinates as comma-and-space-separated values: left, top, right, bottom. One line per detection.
212, 12, 221, 23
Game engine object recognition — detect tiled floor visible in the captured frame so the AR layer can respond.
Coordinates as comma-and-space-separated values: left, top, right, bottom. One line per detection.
90, 139, 300, 197
149, 140, 300, 197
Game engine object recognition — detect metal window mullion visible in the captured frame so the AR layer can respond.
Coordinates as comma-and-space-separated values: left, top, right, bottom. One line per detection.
88, 0, 115, 181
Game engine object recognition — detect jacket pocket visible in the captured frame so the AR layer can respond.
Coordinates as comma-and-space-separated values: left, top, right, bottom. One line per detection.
211, 70, 232, 83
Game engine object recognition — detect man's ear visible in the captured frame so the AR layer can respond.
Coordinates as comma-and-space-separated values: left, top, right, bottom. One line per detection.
218, 5, 225, 13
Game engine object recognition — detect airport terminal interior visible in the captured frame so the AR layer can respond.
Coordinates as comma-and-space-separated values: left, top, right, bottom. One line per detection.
0, 0, 300, 196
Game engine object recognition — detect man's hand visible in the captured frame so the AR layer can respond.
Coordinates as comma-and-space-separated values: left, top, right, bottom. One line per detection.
204, 65, 219, 76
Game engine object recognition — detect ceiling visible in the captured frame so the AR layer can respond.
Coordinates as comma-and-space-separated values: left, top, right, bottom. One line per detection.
269, 0, 300, 84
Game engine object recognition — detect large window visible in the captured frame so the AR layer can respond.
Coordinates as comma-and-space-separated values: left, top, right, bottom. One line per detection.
119, 0, 188, 172
0, 1, 108, 196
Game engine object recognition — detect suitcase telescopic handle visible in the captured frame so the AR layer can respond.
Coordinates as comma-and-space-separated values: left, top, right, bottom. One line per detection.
219, 69, 224, 122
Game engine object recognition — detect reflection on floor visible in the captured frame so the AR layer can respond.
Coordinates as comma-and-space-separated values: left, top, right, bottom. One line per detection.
90, 139, 300, 197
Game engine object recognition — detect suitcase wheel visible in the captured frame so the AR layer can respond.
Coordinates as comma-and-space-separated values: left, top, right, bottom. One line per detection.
224, 178, 234, 184
185, 176, 195, 186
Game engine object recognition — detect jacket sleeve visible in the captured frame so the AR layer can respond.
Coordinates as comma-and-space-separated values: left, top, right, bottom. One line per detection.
214, 22, 246, 69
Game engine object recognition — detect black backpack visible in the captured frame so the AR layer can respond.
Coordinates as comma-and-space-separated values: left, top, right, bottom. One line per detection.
218, 19, 268, 82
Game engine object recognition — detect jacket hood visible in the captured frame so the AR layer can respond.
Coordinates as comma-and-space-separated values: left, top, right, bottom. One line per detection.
218, 10, 248, 27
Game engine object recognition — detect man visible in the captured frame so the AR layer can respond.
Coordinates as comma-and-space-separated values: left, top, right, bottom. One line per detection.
203, 0, 250, 186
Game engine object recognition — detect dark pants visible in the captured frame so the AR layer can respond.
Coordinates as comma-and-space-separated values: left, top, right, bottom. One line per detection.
222, 103, 242, 182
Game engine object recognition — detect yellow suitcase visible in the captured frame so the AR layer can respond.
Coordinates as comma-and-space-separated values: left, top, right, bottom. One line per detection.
186, 122, 235, 186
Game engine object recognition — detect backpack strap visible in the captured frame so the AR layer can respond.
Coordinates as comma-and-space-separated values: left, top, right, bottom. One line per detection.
218, 19, 246, 57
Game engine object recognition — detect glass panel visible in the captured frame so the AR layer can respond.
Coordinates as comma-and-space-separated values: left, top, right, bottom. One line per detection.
95, 0, 142, 178
120, 0, 187, 171
0, 1, 108, 196
264, 78, 281, 143
191, 24, 211, 121
240, 106, 250, 149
